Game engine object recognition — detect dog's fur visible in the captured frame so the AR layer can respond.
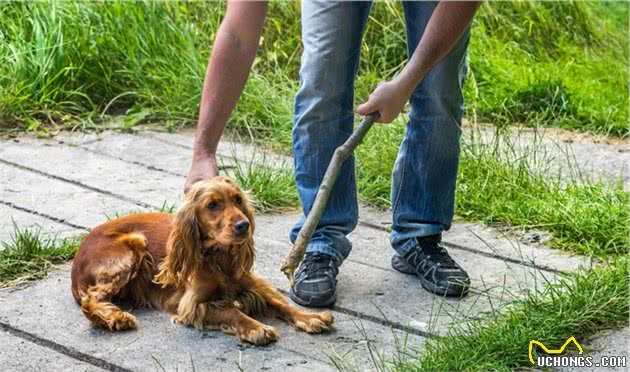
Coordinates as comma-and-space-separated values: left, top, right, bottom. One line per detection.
71, 176, 333, 345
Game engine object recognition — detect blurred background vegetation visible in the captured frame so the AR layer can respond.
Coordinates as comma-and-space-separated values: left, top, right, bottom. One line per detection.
0, 1, 627, 137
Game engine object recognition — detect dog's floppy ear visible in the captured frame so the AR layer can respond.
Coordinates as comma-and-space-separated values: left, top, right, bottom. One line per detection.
154, 188, 204, 288
234, 189, 256, 279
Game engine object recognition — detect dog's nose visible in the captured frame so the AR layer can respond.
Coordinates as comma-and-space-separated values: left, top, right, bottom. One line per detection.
234, 220, 250, 235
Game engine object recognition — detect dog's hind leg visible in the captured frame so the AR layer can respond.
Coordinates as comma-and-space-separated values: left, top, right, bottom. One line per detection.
80, 233, 147, 331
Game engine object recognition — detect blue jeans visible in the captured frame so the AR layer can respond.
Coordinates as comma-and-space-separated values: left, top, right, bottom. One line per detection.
290, 1, 470, 264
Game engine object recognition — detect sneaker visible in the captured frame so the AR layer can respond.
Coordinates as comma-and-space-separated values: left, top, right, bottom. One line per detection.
391, 234, 470, 297
289, 252, 340, 307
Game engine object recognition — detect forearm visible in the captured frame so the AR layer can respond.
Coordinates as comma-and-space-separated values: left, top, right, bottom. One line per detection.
193, 2, 267, 159
397, 1, 481, 96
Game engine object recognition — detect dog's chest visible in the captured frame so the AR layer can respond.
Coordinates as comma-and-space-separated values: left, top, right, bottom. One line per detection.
214, 276, 243, 298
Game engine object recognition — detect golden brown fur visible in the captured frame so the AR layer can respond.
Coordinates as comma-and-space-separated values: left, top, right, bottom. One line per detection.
71, 176, 333, 345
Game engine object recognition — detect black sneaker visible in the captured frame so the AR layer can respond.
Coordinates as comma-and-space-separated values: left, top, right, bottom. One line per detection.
289, 252, 340, 308
391, 234, 470, 297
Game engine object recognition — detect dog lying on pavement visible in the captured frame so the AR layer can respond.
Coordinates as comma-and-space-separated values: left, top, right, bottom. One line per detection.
71, 176, 333, 345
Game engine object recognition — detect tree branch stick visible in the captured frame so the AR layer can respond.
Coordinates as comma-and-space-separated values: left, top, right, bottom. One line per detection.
281, 113, 379, 282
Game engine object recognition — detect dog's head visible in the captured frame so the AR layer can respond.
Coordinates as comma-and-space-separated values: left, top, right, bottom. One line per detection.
154, 176, 255, 288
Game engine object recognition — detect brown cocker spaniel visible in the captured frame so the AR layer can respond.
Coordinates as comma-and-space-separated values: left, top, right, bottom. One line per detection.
71, 176, 333, 345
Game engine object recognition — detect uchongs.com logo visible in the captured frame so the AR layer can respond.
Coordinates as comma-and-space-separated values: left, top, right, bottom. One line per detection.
529, 336, 627, 369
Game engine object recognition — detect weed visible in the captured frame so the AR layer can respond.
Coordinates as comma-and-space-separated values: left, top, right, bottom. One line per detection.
356, 119, 629, 257
0, 1, 626, 136
226, 156, 299, 214
0, 224, 80, 287
415, 257, 629, 371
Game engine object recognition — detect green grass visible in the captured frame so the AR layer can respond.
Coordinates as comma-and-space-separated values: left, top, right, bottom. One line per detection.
350, 121, 629, 370
413, 257, 629, 371
456, 140, 628, 257
0, 225, 80, 287
464, 2, 628, 137
356, 118, 629, 257
228, 157, 299, 214
0, 1, 627, 136
326, 258, 629, 372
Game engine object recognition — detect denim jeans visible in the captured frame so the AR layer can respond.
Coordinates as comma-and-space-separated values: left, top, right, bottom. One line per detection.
290, 1, 470, 264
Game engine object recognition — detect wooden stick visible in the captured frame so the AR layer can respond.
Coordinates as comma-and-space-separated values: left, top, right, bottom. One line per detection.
281, 113, 379, 282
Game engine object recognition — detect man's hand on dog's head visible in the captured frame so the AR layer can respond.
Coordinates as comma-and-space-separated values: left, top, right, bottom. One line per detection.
184, 154, 219, 194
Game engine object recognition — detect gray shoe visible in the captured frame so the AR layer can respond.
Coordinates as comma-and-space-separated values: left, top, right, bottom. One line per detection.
289, 252, 340, 308
392, 234, 470, 297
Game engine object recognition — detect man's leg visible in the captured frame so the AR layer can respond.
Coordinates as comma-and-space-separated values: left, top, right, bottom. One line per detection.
290, 1, 371, 307
390, 1, 471, 297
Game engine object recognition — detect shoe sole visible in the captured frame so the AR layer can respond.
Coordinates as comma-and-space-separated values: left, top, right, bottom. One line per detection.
289, 288, 336, 308
392, 255, 469, 298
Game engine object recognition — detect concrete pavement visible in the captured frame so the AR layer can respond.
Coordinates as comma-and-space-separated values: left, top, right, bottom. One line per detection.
0, 129, 621, 371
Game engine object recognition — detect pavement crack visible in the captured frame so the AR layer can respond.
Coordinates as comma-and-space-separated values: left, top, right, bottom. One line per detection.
276, 289, 437, 339
76, 145, 234, 177
77, 146, 186, 178
139, 133, 265, 168
141, 134, 193, 150
441, 241, 564, 275
0, 157, 158, 210
0, 321, 134, 372
357, 220, 564, 275
0, 200, 90, 231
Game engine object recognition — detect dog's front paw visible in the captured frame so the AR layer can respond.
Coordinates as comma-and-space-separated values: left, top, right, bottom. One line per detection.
237, 323, 279, 346
293, 311, 334, 334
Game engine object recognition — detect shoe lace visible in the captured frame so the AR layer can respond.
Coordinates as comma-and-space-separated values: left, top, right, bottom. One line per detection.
302, 253, 338, 278
421, 242, 458, 269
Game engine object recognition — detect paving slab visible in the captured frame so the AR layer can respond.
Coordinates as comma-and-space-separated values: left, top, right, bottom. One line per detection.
0, 330, 103, 372
0, 139, 181, 211
143, 130, 292, 169
556, 327, 630, 372
0, 163, 138, 230
0, 266, 423, 372
464, 126, 630, 186
66, 131, 239, 177
358, 205, 591, 274
0, 204, 81, 243
254, 214, 564, 335
0, 130, 602, 371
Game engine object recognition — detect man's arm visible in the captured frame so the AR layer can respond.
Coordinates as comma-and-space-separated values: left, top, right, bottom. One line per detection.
184, 1, 268, 193
357, 1, 481, 123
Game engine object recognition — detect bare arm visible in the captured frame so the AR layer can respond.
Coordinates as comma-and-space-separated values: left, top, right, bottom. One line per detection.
185, 1, 268, 193
357, 1, 481, 123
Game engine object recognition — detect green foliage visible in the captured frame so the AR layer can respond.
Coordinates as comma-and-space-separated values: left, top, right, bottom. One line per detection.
414, 257, 629, 371
356, 116, 629, 257
0, 225, 80, 286
456, 138, 629, 256
228, 157, 300, 214
328, 258, 629, 371
0, 1, 627, 136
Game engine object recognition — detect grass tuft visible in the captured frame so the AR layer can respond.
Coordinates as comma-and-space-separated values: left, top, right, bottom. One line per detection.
329, 257, 629, 371
456, 136, 629, 256
227, 156, 299, 214
415, 257, 629, 371
0, 225, 80, 287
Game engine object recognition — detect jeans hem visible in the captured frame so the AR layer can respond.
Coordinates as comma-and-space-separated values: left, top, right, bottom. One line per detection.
390, 224, 445, 256
305, 244, 346, 264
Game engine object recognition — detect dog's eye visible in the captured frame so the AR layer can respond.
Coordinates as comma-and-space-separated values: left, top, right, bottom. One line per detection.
207, 201, 219, 211
234, 195, 242, 205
